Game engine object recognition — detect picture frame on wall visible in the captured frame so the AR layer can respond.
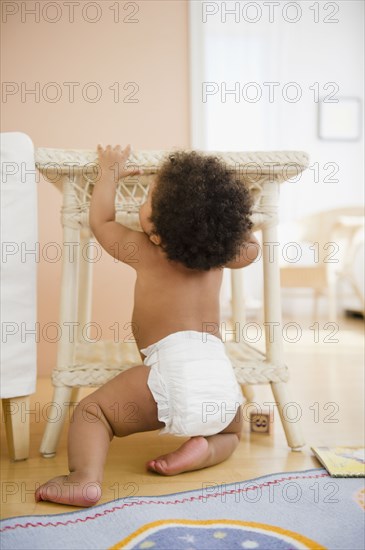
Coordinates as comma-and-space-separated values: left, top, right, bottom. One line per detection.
318, 97, 362, 141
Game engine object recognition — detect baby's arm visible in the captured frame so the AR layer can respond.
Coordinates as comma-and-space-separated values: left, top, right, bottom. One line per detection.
90, 144, 143, 266
224, 233, 260, 269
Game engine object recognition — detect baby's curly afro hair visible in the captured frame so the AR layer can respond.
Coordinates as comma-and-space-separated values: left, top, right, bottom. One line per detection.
149, 150, 253, 271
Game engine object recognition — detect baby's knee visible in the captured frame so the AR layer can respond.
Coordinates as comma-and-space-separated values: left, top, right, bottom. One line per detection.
73, 394, 98, 418
74, 395, 114, 437
223, 405, 243, 438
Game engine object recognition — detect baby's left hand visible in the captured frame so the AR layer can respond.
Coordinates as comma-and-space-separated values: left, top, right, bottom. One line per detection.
97, 144, 142, 182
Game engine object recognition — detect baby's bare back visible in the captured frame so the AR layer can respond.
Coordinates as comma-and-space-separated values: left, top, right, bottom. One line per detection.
132, 244, 223, 353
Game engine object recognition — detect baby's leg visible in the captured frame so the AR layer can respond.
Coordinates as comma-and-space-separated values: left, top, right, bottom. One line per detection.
36, 365, 164, 507
147, 407, 242, 476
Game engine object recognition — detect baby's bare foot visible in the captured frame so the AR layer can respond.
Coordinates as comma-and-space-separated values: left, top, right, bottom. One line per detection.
35, 472, 102, 507
146, 436, 211, 475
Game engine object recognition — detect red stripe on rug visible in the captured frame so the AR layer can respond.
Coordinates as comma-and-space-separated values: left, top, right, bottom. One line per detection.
0, 471, 329, 532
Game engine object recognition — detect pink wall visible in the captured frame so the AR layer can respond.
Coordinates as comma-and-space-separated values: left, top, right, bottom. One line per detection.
1, 0, 190, 376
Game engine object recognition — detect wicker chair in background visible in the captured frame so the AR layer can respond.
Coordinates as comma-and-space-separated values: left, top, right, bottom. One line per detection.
279, 208, 364, 320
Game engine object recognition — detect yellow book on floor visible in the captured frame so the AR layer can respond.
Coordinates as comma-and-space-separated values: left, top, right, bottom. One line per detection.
311, 446, 365, 477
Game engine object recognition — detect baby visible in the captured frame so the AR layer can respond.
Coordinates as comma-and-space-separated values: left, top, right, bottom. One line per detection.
35, 144, 259, 507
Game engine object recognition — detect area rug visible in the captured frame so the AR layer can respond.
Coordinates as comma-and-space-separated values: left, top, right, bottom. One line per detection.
1, 468, 364, 549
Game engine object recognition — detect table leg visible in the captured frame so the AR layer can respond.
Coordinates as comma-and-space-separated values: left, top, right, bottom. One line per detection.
230, 269, 255, 402
40, 178, 81, 457
262, 218, 305, 450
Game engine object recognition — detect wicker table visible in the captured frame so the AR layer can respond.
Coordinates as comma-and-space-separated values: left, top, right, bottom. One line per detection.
36, 148, 309, 456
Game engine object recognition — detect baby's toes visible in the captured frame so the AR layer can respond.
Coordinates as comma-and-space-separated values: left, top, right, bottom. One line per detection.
146, 457, 170, 475
34, 475, 101, 507
35, 476, 66, 503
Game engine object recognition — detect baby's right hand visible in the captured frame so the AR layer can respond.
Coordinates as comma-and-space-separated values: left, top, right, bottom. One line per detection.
97, 144, 142, 182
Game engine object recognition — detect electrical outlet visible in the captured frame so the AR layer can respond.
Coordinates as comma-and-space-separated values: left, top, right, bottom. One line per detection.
250, 412, 273, 434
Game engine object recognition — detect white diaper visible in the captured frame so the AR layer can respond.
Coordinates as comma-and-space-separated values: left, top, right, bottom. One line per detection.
140, 330, 244, 437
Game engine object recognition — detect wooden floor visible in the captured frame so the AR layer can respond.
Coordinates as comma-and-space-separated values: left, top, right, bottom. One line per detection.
1, 315, 364, 519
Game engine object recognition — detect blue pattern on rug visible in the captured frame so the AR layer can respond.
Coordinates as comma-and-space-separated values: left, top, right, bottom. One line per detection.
1, 468, 364, 549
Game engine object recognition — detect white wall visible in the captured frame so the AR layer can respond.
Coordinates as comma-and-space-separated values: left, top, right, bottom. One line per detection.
189, 0, 364, 317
